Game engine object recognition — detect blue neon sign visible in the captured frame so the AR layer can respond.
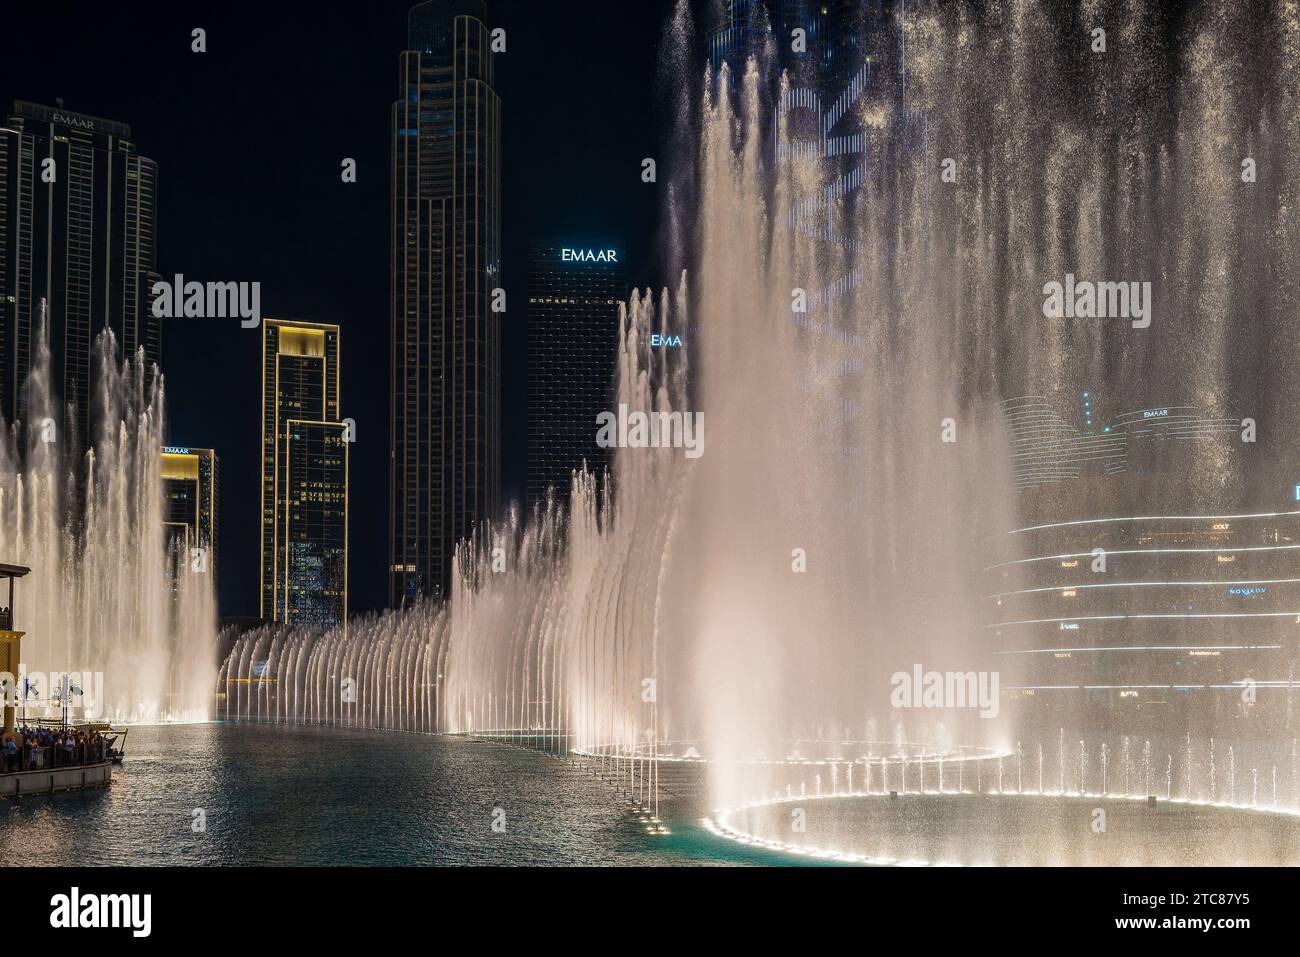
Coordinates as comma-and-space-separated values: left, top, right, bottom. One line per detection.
561, 248, 618, 264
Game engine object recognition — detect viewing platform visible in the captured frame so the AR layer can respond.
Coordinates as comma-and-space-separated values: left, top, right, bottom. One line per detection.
0, 756, 113, 798
0, 561, 120, 798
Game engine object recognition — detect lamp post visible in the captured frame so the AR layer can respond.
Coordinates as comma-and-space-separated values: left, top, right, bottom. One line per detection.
58, 674, 83, 731
21, 676, 36, 730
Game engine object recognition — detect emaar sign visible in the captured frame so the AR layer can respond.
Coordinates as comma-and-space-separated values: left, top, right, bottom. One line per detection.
561, 248, 617, 264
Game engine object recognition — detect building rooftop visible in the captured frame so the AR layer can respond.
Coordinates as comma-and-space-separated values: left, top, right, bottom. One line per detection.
10, 100, 132, 138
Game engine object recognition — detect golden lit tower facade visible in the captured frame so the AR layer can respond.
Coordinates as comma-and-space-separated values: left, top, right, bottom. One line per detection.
390, 0, 502, 606
161, 445, 219, 590
260, 319, 348, 629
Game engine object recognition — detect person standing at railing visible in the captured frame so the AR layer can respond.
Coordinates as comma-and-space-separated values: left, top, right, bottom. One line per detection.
0, 726, 112, 771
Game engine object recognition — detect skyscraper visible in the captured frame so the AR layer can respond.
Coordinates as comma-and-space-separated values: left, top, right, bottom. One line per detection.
990, 393, 1268, 723
708, 0, 866, 93
0, 100, 161, 461
390, 0, 502, 606
526, 240, 627, 509
281, 419, 349, 630
161, 445, 219, 592
261, 319, 348, 629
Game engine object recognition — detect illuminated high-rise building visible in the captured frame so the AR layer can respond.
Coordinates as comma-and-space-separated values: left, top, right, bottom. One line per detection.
261, 319, 348, 629
161, 446, 219, 591
526, 240, 627, 508
708, 0, 866, 93
0, 100, 161, 462
390, 0, 502, 606
989, 394, 1284, 729
281, 419, 349, 630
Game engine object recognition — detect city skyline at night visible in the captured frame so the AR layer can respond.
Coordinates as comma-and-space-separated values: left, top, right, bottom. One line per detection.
3, 0, 1300, 910
0, 1, 666, 619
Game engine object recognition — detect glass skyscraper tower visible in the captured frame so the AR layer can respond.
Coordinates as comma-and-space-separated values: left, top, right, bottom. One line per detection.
261, 319, 349, 630
708, 0, 866, 91
0, 100, 161, 467
526, 240, 626, 510
390, 0, 502, 606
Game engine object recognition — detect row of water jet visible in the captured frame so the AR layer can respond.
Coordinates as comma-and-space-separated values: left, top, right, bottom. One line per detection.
441, 281, 688, 770
728, 731, 1300, 815
0, 307, 217, 722
933, 732, 1299, 810
220, 284, 691, 814
217, 604, 443, 731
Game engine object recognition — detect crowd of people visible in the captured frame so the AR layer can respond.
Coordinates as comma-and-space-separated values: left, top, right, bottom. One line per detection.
2, 726, 108, 772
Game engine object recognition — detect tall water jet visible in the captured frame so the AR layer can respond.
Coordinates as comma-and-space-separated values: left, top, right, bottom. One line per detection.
0, 306, 217, 721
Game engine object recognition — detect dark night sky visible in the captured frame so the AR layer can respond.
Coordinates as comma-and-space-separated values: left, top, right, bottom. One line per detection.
1, 0, 702, 617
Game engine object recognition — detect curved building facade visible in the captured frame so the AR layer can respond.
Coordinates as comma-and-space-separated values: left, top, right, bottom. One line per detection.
990, 394, 1298, 731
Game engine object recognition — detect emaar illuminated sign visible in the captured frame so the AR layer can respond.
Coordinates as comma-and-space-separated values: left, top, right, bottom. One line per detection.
561, 248, 618, 264
52, 112, 95, 131
163, 446, 191, 455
